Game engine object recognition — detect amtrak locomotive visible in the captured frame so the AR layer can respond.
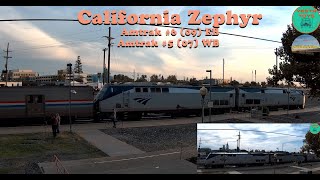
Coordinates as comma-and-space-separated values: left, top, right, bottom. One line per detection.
93, 83, 305, 121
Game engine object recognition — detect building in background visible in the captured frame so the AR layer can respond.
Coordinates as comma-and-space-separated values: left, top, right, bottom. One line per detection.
203, 78, 231, 85
8, 69, 38, 82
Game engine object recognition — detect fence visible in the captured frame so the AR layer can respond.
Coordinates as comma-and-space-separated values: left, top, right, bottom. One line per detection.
53, 155, 69, 174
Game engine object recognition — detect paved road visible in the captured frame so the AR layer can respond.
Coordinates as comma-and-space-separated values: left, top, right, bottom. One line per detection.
39, 148, 197, 174
198, 162, 320, 174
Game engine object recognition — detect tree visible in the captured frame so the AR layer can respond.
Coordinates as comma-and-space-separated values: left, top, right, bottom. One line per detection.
136, 74, 147, 82
113, 74, 133, 82
250, 81, 257, 86
74, 56, 83, 74
300, 131, 320, 157
230, 80, 240, 86
267, 6, 320, 97
261, 81, 267, 87
150, 74, 159, 82
166, 75, 177, 83
243, 81, 250, 87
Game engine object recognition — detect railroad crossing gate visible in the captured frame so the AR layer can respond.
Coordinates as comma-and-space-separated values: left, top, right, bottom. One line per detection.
25, 95, 45, 117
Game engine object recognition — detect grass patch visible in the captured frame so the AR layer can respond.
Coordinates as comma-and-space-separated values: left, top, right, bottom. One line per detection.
0, 132, 106, 174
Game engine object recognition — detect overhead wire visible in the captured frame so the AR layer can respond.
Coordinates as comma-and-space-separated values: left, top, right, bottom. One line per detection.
197, 128, 306, 138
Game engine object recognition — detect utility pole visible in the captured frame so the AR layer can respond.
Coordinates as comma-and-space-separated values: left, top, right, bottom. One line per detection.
3, 43, 12, 86
275, 48, 278, 74
103, 27, 114, 84
237, 131, 241, 152
251, 70, 253, 82
133, 69, 136, 82
67, 63, 72, 132
102, 48, 107, 85
223, 58, 224, 85
206, 70, 212, 122
255, 70, 256, 83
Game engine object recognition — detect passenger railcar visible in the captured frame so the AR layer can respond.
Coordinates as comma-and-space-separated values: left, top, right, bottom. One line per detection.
0, 86, 94, 122
203, 152, 319, 168
237, 87, 305, 110
94, 84, 305, 121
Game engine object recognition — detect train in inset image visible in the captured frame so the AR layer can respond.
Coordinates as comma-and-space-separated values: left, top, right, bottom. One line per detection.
200, 152, 320, 168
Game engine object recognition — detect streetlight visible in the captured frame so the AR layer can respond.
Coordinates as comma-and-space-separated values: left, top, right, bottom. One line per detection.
67, 63, 72, 132
206, 70, 212, 122
200, 86, 208, 123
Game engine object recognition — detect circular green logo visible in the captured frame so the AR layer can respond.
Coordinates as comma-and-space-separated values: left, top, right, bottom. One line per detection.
292, 6, 320, 34
310, 123, 320, 134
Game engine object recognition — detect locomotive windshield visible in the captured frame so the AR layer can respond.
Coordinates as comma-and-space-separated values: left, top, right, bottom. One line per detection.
95, 84, 110, 101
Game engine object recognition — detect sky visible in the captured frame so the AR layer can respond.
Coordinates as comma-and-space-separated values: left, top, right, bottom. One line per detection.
0, 6, 299, 82
197, 123, 311, 153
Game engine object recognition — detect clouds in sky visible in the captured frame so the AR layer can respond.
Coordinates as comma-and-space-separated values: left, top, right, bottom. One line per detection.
197, 123, 310, 152
0, 6, 298, 80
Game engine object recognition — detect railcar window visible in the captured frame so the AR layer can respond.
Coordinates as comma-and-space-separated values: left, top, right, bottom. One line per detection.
156, 88, 161, 93
150, 88, 156, 92
230, 94, 233, 97
162, 88, 169, 93
283, 90, 286, 93
135, 88, 141, 92
242, 94, 245, 97
254, 99, 260, 104
214, 100, 219, 105
220, 100, 229, 105
143, 88, 148, 92
261, 90, 265, 93
246, 99, 253, 104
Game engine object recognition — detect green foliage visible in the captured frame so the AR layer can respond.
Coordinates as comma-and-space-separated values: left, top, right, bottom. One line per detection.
267, 7, 320, 97
301, 131, 320, 157
166, 75, 177, 83
74, 56, 83, 74
135, 74, 148, 82
113, 74, 133, 82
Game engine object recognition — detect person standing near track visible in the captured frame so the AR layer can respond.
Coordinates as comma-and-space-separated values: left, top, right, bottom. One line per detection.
55, 113, 61, 134
113, 108, 117, 128
51, 113, 59, 138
